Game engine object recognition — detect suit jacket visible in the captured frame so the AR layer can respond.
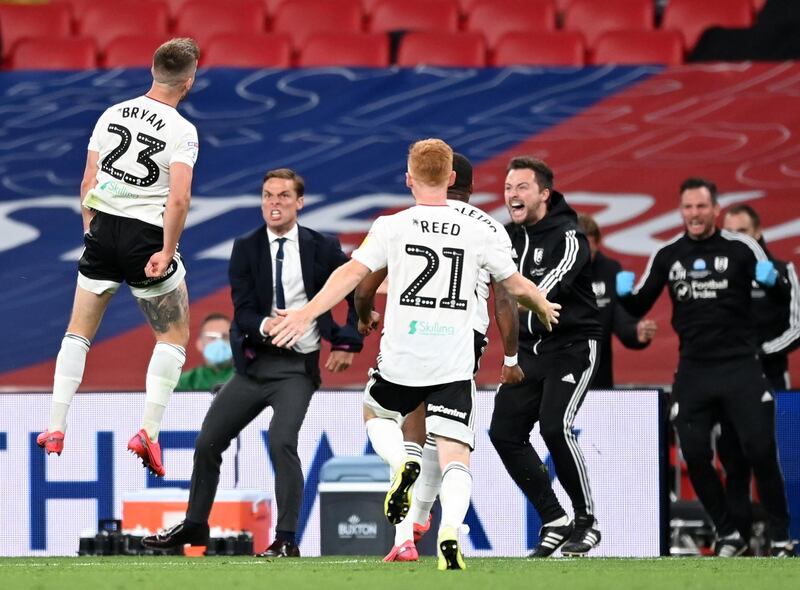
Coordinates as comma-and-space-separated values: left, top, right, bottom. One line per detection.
228, 223, 363, 377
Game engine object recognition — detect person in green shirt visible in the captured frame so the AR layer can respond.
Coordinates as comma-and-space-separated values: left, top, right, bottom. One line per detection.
176, 313, 234, 392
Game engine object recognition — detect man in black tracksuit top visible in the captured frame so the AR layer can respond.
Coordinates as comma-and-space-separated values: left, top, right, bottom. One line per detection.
617, 178, 793, 557
489, 157, 604, 557
723, 204, 800, 390
577, 213, 657, 389
715, 204, 800, 552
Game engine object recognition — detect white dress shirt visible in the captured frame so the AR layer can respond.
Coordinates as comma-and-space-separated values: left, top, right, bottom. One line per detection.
259, 224, 321, 353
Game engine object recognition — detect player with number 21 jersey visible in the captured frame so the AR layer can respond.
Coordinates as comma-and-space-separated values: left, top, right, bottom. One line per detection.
352, 205, 516, 387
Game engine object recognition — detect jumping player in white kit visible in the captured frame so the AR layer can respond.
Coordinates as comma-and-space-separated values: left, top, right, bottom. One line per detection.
36, 38, 200, 478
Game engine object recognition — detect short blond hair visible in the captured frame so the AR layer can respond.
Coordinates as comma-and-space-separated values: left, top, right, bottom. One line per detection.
153, 38, 199, 87
408, 139, 453, 186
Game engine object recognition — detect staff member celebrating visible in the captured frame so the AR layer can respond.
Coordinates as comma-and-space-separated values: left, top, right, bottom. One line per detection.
490, 157, 604, 558
617, 178, 793, 557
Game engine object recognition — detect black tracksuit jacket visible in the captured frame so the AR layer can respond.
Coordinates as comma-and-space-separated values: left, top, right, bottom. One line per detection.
507, 190, 603, 355
619, 228, 790, 361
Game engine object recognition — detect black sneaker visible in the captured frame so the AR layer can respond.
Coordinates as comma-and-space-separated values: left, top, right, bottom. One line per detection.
141, 520, 209, 550
771, 540, 797, 558
384, 459, 421, 524
528, 522, 574, 558
714, 533, 747, 557
561, 516, 601, 557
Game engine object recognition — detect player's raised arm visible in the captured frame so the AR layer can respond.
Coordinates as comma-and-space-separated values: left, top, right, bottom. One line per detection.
501, 272, 560, 331
270, 259, 372, 348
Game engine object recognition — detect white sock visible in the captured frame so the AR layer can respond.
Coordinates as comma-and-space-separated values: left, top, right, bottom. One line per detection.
439, 461, 472, 532
411, 437, 441, 526
544, 515, 570, 527
49, 333, 91, 433
394, 506, 415, 545
141, 342, 185, 442
404, 441, 422, 462
366, 418, 407, 472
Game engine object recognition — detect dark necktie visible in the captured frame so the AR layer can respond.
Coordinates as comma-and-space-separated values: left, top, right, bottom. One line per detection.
275, 237, 287, 310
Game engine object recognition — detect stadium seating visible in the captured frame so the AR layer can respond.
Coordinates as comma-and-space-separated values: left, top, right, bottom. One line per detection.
271, 0, 364, 49
591, 30, 684, 65
661, 0, 754, 51
369, 0, 459, 33
553, 0, 573, 16
203, 33, 292, 67
174, 0, 267, 49
397, 32, 487, 67
564, 0, 654, 47
492, 31, 585, 66
103, 35, 169, 68
11, 37, 97, 70
0, 3, 72, 60
161, 0, 197, 20
78, 3, 170, 53
262, 0, 293, 18
298, 32, 390, 67
466, 0, 556, 48
491, 31, 586, 67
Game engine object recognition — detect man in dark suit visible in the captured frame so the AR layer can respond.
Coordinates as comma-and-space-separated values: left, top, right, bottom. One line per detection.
576, 213, 656, 389
142, 168, 363, 557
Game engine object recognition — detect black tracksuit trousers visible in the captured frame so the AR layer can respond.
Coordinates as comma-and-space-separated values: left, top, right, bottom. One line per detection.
672, 355, 790, 541
490, 340, 599, 524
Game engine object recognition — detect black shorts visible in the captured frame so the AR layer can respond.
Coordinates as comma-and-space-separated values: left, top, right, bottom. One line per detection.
363, 370, 476, 448
78, 212, 184, 296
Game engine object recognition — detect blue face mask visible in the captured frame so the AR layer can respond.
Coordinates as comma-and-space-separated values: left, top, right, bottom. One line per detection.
203, 338, 232, 367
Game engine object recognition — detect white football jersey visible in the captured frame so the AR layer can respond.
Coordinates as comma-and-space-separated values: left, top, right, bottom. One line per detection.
447, 200, 510, 334
352, 204, 516, 386
83, 95, 199, 227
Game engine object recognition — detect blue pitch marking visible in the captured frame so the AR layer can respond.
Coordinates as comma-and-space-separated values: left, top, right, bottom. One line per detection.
0, 66, 659, 374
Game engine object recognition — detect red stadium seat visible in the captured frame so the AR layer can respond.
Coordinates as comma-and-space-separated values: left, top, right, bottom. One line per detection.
466, 0, 555, 49
369, 0, 459, 33
397, 32, 486, 67
203, 33, 292, 67
661, 0, 754, 51
591, 30, 684, 65
298, 32, 389, 67
263, 0, 291, 18
0, 3, 72, 59
564, 0, 654, 48
161, 0, 196, 19
103, 35, 169, 68
78, 3, 169, 52
174, 0, 267, 48
492, 31, 585, 66
11, 37, 97, 70
272, 0, 364, 49
361, 0, 385, 16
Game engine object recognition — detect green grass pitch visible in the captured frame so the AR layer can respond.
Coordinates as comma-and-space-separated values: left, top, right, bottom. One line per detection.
1, 556, 799, 590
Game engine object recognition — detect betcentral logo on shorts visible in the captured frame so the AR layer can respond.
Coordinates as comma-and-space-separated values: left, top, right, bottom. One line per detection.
408, 320, 455, 336
427, 403, 467, 419
337, 514, 378, 539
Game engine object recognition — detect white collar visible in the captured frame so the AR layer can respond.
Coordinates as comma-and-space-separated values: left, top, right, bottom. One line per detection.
266, 224, 299, 244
